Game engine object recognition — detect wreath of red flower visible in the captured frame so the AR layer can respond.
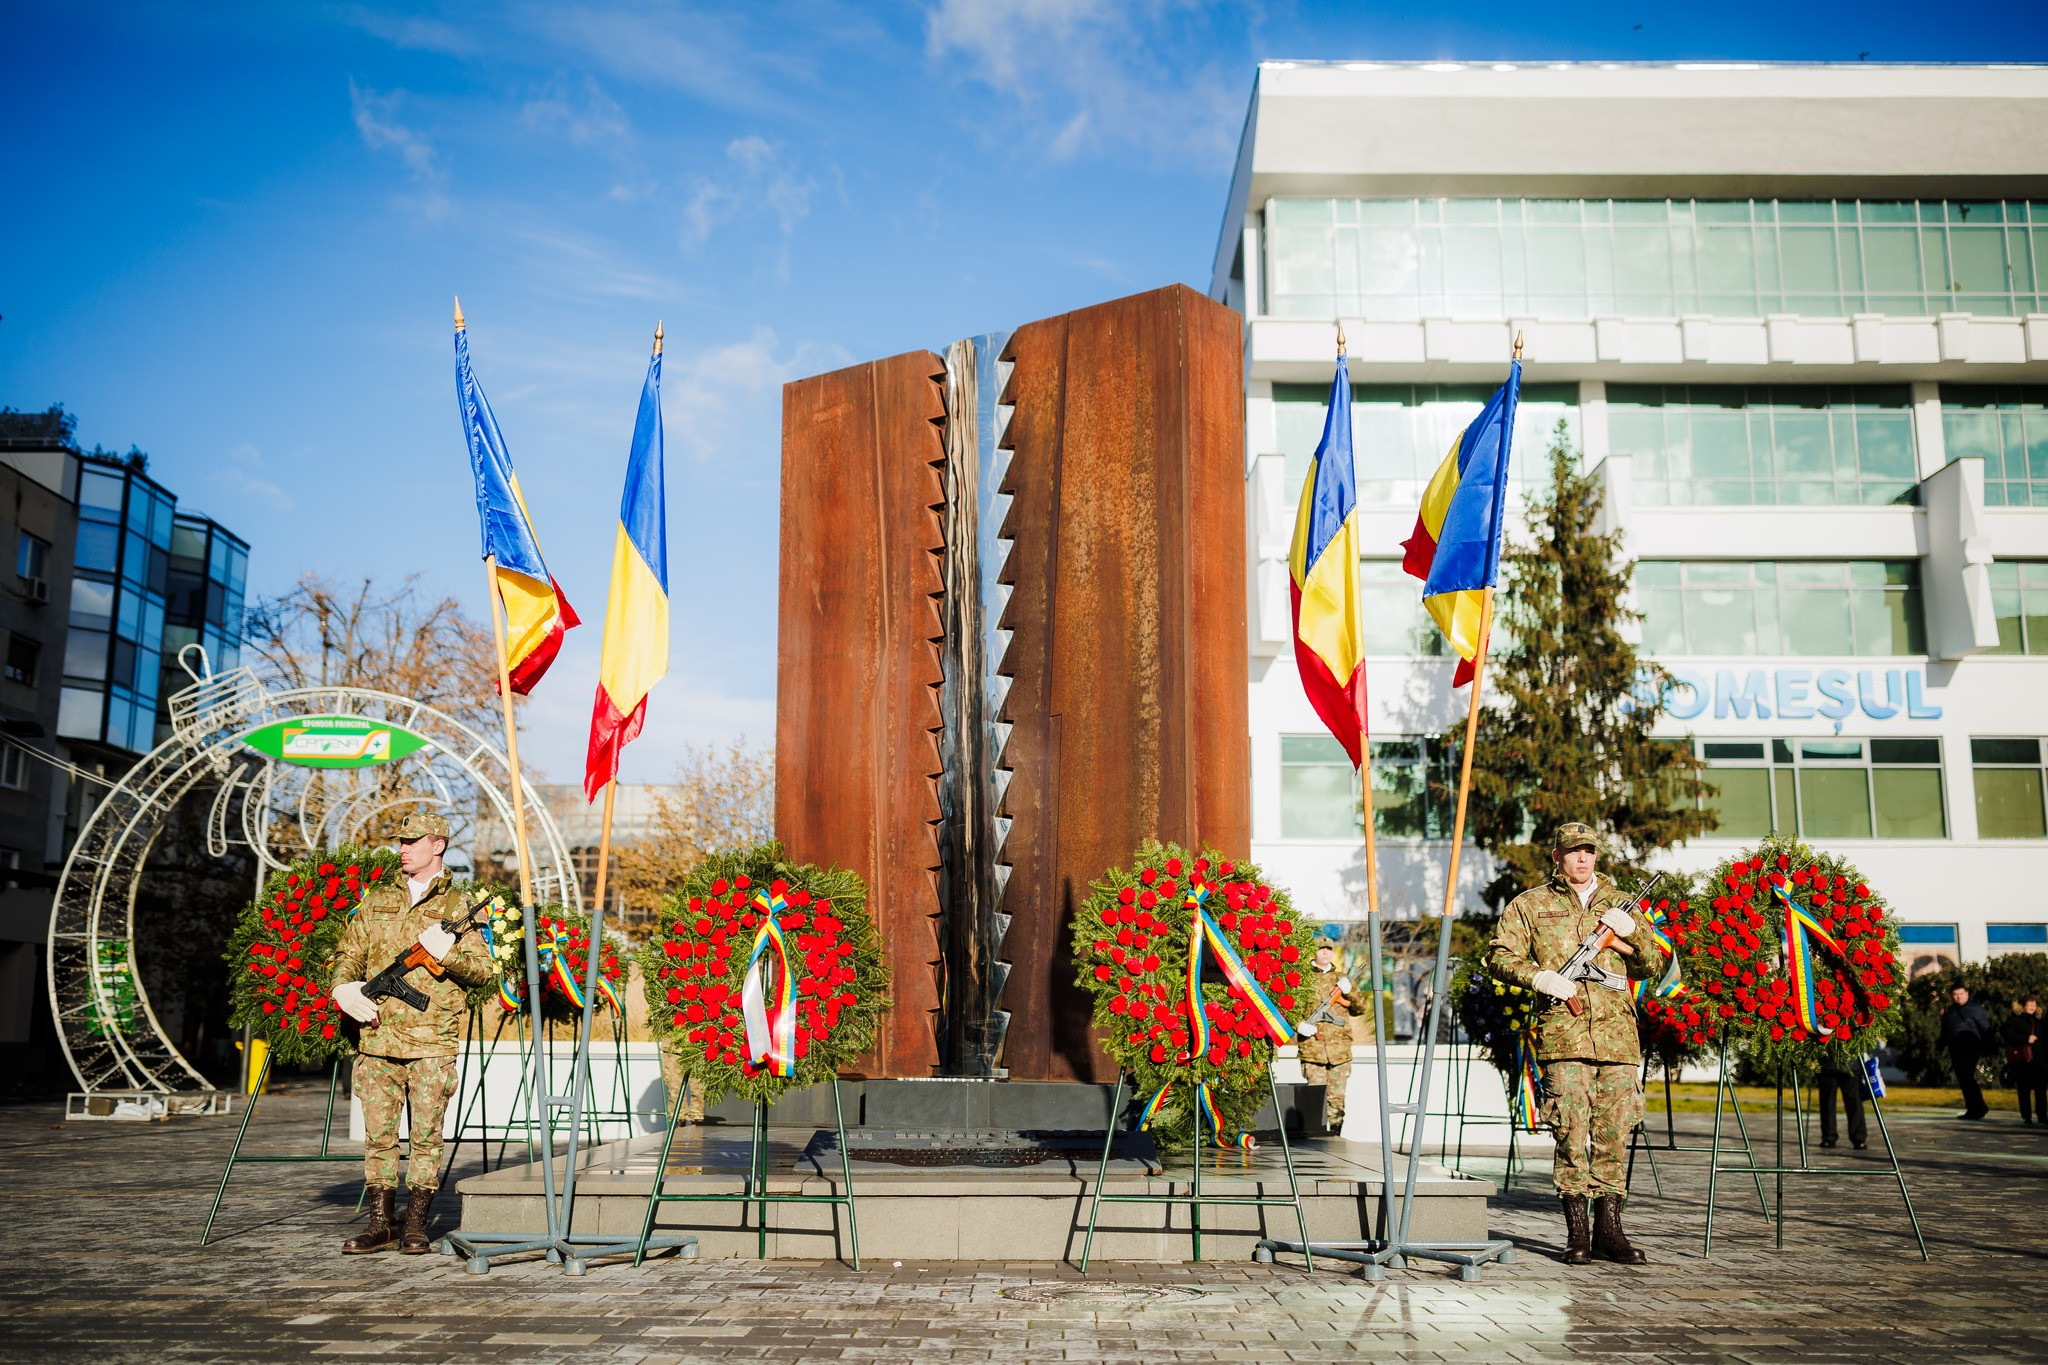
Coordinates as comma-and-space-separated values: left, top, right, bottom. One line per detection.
1665, 835, 1901, 1067
1070, 842, 1316, 1147
638, 842, 886, 1106
224, 845, 397, 1066
1629, 890, 1717, 1068
482, 901, 629, 1023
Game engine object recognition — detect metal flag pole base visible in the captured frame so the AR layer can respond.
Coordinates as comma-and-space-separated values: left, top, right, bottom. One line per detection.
440, 901, 698, 1275
632, 1077, 860, 1269
1702, 1040, 1927, 1261
1256, 910, 1515, 1281
1080, 1070, 1312, 1274
200, 1052, 365, 1245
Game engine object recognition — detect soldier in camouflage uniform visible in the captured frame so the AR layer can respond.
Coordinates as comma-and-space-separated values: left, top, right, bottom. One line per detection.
327, 812, 494, 1255
1488, 822, 1665, 1266
1295, 938, 1372, 1131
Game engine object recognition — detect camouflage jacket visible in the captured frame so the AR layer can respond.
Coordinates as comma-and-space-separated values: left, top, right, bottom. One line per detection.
327, 871, 494, 1059
1487, 873, 1664, 1065
1296, 964, 1374, 1066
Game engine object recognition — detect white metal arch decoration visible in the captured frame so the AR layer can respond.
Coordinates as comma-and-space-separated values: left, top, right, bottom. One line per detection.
47, 664, 581, 1096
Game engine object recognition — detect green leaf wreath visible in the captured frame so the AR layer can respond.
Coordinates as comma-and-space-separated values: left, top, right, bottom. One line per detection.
1070, 841, 1317, 1151
224, 845, 398, 1067
638, 842, 887, 1107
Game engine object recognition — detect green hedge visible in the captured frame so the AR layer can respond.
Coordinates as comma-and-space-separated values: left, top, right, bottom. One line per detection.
1888, 953, 2048, 1084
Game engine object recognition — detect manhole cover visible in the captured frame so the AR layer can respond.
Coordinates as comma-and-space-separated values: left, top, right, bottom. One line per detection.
1001, 1284, 1205, 1304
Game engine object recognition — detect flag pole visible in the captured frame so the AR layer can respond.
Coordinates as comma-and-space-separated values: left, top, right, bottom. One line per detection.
484, 554, 536, 908
1438, 586, 1494, 921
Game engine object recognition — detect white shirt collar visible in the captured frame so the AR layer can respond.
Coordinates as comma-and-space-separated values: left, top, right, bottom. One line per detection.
1572, 879, 1597, 908
408, 875, 437, 906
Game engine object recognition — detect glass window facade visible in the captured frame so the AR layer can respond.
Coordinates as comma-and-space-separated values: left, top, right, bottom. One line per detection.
1942, 386, 2048, 507
1272, 381, 1578, 506
1263, 197, 2048, 321
160, 514, 247, 743
1637, 561, 1925, 656
1280, 734, 1461, 840
57, 461, 243, 752
1987, 562, 2048, 654
1359, 562, 1447, 658
1696, 736, 1946, 841
1972, 738, 2047, 840
1609, 384, 1917, 507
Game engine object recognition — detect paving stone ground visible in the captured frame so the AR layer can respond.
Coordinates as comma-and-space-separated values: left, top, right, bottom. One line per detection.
5, 1085, 2046, 1362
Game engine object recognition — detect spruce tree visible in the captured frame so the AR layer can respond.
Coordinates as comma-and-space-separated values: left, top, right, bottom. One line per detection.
1447, 423, 1714, 911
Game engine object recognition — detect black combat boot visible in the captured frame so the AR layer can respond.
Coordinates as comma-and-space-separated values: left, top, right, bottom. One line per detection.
343, 1187, 401, 1254
1560, 1194, 1592, 1265
399, 1185, 437, 1255
1593, 1195, 1648, 1264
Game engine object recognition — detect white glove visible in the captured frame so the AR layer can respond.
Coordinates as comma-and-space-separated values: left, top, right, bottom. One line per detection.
1297, 1021, 1319, 1037
1335, 976, 1354, 996
1532, 970, 1579, 1002
333, 981, 380, 1023
1599, 906, 1635, 937
416, 926, 456, 961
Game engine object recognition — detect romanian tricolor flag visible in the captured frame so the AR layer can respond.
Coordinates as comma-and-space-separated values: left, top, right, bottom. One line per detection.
456, 302, 579, 693
583, 333, 669, 802
1400, 362, 1522, 686
1287, 350, 1369, 767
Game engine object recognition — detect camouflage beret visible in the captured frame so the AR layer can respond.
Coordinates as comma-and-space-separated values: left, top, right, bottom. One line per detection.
396, 811, 452, 841
1552, 821, 1601, 853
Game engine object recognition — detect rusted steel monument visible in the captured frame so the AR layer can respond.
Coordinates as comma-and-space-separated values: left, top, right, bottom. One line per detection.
776, 284, 1249, 1083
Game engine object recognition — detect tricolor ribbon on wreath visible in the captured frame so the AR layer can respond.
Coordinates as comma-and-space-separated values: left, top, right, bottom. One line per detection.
1630, 903, 1685, 1004
740, 889, 798, 1078
1512, 1026, 1545, 1132
1769, 877, 1844, 1035
1138, 881, 1295, 1148
1137, 1079, 1258, 1152
1183, 881, 1294, 1054
485, 916, 623, 1016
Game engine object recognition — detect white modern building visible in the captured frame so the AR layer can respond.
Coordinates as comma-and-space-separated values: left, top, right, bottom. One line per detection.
1212, 61, 2048, 969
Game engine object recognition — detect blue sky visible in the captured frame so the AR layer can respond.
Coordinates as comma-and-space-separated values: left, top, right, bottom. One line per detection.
4, 1, 2043, 784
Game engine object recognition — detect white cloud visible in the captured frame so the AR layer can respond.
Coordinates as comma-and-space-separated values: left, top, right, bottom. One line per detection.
220, 442, 293, 513
521, 77, 633, 151
663, 327, 851, 465
924, 0, 1243, 162
495, 219, 680, 303
681, 136, 816, 280
348, 79, 451, 218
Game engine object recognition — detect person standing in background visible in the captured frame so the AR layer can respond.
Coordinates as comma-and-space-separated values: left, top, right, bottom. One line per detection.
2003, 994, 2042, 1126
1296, 936, 1371, 1132
1940, 985, 1994, 1121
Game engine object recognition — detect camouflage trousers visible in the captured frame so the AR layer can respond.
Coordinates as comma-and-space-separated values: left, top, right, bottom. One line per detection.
1300, 1058, 1352, 1132
355, 1053, 458, 1190
1540, 1059, 1644, 1199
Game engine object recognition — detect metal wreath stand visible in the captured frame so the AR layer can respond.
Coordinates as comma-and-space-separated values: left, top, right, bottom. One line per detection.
440, 892, 699, 1274
1698, 1030, 1927, 1260
631, 1074, 862, 1269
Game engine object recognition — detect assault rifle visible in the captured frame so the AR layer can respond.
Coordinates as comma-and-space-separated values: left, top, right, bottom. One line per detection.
361, 888, 496, 1013
1554, 873, 1664, 1018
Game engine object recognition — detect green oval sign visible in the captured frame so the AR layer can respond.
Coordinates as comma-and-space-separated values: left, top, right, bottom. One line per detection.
240, 714, 431, 768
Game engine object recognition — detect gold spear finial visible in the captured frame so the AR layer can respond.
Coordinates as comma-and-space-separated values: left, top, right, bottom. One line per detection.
454, 295, 466, 331
1336, 321, 1347, 358
653, 320, 664, 357
1512, 329, 1525, 360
